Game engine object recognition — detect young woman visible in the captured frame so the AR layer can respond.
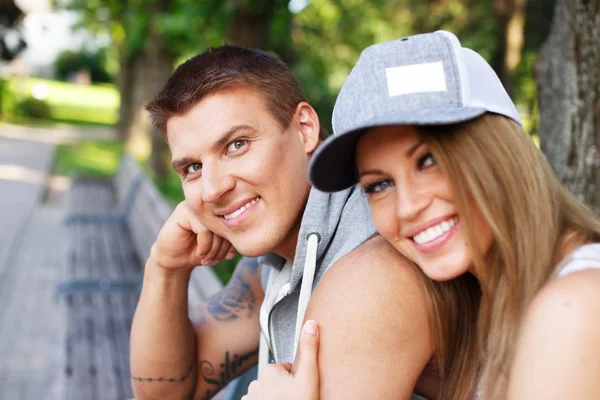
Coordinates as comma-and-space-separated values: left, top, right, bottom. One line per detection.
242, 31, 600, 400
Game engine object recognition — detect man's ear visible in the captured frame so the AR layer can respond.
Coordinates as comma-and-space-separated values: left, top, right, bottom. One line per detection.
295, 102, 320, 154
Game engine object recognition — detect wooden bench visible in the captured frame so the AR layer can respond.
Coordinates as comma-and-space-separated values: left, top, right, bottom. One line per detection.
56, 153, 224, 399
63, 153, 144, 223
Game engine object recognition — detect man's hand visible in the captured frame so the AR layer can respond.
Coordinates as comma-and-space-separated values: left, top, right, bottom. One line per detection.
242, 320, 320, 400
151, 200, 237, 271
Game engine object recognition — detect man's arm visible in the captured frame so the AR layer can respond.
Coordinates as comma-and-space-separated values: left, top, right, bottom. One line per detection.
305, 235, 433, 399
130, 257, 264, 400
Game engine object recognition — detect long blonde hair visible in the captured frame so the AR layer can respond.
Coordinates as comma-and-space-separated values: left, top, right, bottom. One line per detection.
417, 113, 600, 399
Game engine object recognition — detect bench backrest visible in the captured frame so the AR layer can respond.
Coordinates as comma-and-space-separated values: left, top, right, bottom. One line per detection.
126, 178, 172, 263
125, 176, 223, 303
113, 153, 144, 210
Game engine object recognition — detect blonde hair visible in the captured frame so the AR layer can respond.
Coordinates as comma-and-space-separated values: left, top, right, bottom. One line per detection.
417, 114, 600, 399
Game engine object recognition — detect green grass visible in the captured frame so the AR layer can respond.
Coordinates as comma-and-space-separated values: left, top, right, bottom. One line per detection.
213, 256, 242, 285
1, 77, 119, 126
55, 140, 125, 178
54, 139, 238, 284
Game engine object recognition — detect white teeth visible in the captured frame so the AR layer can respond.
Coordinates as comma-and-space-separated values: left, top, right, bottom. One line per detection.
223, 198, 260, 220
413, 217, 457, 245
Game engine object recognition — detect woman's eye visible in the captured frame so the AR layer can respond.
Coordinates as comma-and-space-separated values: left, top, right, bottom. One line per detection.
227, 139, 247, 153
186, 163, 202, 175
364, 179, 393, 194
418, 153, 436, 169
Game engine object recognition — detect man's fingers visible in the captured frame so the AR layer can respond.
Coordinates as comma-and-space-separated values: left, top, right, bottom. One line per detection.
291, 320, 320, 380
214, 240, 234, 262
201, 233, 223, 264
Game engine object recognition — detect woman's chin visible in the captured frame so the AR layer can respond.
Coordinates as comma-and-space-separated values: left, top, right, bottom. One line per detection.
421, 264, 469, 282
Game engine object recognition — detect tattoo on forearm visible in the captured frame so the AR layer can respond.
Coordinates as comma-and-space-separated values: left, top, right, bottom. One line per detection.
199, 348, 259, 396
131, 365, 193, 383
206, 259, 258, 321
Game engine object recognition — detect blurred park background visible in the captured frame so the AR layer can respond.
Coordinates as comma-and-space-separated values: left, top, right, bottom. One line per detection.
0, 0, 599, 399
2, 0, 599, 216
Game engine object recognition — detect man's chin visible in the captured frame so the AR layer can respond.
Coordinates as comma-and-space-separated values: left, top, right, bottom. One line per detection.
232, 243, 271, 258
228, 235, 278, 259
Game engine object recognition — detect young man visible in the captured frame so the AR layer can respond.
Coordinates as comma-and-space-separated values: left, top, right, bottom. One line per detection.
130, 45, 433, 400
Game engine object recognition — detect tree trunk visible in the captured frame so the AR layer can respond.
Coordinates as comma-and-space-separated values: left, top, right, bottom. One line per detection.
492, 0, 528, 95
117, 47, 136, 140
146, 0, 174, 179
536, 0, 600, 214
124, 0, 174, 179
146, 26, 174, 180
226, 0, 279, 48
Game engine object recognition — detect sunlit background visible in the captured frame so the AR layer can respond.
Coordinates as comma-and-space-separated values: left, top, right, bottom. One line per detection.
2, 0, 598, 399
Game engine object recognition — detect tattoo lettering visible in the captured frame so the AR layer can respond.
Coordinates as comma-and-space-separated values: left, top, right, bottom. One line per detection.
199, 349, 259, 393
207, 259, 258, 321
131, 365, 193, 383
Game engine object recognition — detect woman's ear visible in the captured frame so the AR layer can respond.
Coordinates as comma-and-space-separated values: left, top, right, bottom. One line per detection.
295, 102, 320, 154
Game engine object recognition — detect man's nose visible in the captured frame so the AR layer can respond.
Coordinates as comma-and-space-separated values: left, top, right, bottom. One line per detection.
201, 164, 235, 203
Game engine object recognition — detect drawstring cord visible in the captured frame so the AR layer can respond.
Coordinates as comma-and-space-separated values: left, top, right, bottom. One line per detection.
257, 232, 321, 376
294, 232, 320, 360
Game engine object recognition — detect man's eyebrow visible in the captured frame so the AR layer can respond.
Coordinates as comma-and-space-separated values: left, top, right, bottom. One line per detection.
213, 124, 256, 152
171, 125, 257, 171
172, 156, 196, 171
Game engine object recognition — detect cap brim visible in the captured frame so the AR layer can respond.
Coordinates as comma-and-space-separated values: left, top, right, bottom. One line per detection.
309, 107, 486, 192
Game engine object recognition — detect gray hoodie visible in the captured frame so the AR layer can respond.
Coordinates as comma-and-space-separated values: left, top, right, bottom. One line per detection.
258, 185, 376, 363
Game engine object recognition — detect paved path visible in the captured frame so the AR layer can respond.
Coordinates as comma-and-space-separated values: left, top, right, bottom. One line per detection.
0, 133, 67, 400
0, 126, 232, 400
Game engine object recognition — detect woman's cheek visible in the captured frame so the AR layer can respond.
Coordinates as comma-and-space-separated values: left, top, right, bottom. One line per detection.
369, 198, 397, 241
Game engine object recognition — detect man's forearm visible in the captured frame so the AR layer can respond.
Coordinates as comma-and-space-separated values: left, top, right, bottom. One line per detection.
130, 258, 197, 400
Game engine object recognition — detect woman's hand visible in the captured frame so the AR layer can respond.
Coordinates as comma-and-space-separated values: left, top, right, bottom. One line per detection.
242, 320, 321, 400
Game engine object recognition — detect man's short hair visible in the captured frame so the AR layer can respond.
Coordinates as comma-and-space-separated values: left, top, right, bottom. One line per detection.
146, 45, 328, 140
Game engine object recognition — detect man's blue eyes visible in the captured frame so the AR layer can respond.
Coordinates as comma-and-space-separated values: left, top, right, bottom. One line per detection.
228, 139, 247, 153
186, 163, 202, 175
184, 140, 248, 177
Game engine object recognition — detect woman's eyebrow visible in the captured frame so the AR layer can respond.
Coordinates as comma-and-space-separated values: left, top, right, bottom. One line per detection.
358, 169, 385, 179
405, 140, 425, 158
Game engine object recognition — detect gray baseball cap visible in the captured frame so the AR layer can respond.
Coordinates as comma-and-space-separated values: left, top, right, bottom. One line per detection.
309, 30, 522, 193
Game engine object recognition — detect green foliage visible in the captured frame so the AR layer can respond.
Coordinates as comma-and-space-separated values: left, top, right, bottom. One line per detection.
152, 169, 185, 205
53, 0, 551, 139
213, 255, 241, 285
54, 47, 114, 83
16, 96, 51, 119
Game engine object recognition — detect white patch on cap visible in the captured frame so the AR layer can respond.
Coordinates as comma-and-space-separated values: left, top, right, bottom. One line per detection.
385, 61, 448, 97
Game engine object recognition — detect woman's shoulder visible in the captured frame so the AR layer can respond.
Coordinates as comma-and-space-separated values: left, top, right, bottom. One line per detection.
536, 242, 600, 326
508, 255, 600, 398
